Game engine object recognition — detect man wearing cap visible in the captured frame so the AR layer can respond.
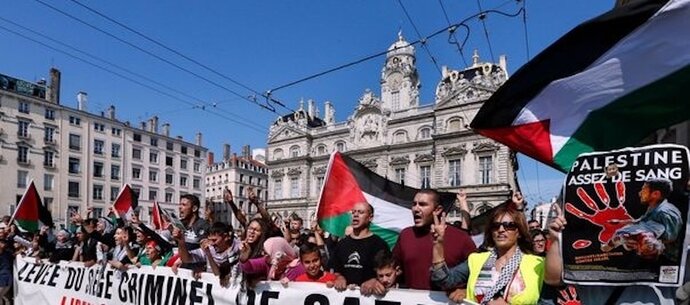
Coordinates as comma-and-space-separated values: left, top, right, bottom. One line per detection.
601, 178, 683, 261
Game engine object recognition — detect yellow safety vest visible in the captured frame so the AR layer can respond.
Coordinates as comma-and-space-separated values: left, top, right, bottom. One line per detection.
465, 252, 545, 305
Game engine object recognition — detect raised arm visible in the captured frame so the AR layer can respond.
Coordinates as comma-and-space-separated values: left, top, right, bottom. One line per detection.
225, 187, 247, 228
455, 190, 471, 231
545, 204, 566, 286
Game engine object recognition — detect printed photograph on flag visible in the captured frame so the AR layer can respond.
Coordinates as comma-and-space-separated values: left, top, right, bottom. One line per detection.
561, 144, 690, 286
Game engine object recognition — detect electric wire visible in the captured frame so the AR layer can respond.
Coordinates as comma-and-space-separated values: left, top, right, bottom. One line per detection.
521, 0, 531, 60
396, 0, 443, 75
438, 0, 469, 67
475, 0, 496, 62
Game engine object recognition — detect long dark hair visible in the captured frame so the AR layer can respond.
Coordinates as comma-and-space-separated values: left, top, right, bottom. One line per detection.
247, 218, 270, 259
482, 206, 533, 254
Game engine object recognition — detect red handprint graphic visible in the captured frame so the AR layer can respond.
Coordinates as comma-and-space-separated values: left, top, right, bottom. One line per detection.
557, 285, 581, 305
565, 180, 633, 243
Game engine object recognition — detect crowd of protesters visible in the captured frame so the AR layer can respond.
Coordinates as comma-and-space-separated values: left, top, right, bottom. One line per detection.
1, 184, 679, 305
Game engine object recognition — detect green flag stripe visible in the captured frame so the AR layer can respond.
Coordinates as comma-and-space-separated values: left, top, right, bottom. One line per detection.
15, 219, 38, 232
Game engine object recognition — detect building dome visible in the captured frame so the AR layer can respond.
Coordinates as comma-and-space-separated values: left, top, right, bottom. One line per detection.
387, 31, 415, 58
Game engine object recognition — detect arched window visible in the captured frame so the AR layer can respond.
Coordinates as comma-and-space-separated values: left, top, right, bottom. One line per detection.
447, 117, 463, 132
335, 142, 346, 152
316, 145, 327, 156
419, 127, 431, 139
393, 130, 407, 144
289, 145, 300, 158
273, 148, 284, 160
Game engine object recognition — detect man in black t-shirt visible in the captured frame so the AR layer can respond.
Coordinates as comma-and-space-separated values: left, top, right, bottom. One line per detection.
329, 202, 389, 290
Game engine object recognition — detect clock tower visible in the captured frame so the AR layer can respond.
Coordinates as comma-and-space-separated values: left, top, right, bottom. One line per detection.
381, 31, 420, 112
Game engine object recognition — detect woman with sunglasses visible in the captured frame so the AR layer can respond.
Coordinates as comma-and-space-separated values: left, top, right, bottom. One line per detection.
430, 206, 544, 304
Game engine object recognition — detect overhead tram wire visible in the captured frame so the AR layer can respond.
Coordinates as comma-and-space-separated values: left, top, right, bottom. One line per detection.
396, 0, 443, 75
67, 0, 294, 114
438, 0, 469, 68
0, 16, 266, 132
0, 23, 267, 134
31, 0, 277, 115
475, 0, 496, 62
520, 0, 531, 61
269, 7, 524, 93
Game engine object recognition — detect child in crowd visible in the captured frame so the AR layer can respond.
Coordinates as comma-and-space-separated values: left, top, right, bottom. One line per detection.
374, 250, 402, 289
292, 243, 336, 284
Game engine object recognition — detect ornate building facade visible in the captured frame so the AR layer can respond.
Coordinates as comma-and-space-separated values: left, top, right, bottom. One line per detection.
265, 33, 519, 223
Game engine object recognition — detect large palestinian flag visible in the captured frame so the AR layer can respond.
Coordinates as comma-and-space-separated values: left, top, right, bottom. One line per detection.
113, 184, 139, 221
471, 0, 690, 172
12, 180, 54, 232
317, 152, 467, 248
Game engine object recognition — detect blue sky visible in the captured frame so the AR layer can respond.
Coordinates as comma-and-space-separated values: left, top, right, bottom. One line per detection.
0, 0, 614, 206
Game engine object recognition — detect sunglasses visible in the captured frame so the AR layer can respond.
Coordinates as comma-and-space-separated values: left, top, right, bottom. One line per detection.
491, 221, 519, 231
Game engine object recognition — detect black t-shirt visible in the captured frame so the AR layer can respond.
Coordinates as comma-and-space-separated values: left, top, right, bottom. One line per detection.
330, 234, 389, 285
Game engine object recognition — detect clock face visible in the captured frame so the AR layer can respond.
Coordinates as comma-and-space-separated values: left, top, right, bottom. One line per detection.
389, 72, 402, 89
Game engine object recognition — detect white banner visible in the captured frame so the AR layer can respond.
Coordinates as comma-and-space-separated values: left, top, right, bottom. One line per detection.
13, 256, 452, 305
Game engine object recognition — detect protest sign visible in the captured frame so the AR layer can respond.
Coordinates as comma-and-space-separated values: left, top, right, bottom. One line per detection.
562, 144, 690, 286
13, 256, 451, 305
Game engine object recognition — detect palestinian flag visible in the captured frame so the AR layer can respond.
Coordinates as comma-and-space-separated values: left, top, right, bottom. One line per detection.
113, 184, 139, 221
316, 152, 458, 248
470, 0, 690, 172
151, 201, 168, 230
12, 180, 54, 232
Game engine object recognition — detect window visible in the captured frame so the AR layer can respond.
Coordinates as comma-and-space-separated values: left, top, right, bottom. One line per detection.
44, 174, 54, 191
92, 208, 103, 218
166, 141, 173, 151
193, 162, 200, 173
165, 192, 173, 203
449, 160, 461, 187
290, 177, 299, 198
274, 179, 282, 199
17, 120, 29, 138
18, 101, 30, 114
68, 157, 80, 174
149, 170, 158, 182
112, 143, 121, 158
94, 140, 104, 155
447, 117, 463, 132
17, 146, 29, 164
165, 173, 174, 185
132, 148, 141, 160
44, 198, 53, 213
68, 181, 80, 198
181, 146, 188, 154
479, 156, 493, 184
289, 146, 300, 158
391, 91, 400, 110
394, 131, 406, 144
316, 176, 325, 194
69, 134, 81, 150
45, 108, 55, 120
133, 133, 141, 142
194, 149, 201, 158
316, 145, 326, 156
273, 149, 284, 160
110, 187, 120, 201
69, 116, 81, 126
420, 165, 431, 188
180, 159, 188, 169
111, 127, 122, 136
93, 185, 103, 200
150, 152, 158, 163
419, 127, 431, 139
44, 151, 54, 167
111, 164, 120, 180
395, 168, 406, 186
94, 123, 105, 132
93, 161, 104, 178
240, 174, 245, 184
148, 190, 157, 201
180, 176, 188, 187
150, 137, 158, 147
166, 156, 173, 166
239, 186, 244, 197
132, 168, 141, 179
336, 142, 346, 152
193, 178, 200, 189
17, 170, 28, 188
44, 126, 55, 143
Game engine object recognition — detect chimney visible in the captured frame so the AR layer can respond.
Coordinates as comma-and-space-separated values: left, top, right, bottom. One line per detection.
223, 143, 231, 161
150, 116, 159, 133
49, 68, 61, 104
499, 55, 508, 77
140, 121, 147, 130
176, 135, 183, 140
308, 99, 315, 119
106, 105, 116, 120
207, 152, 214, 166
195, 132, 202, 146
162, 123, 170, 136
324, 101, 334, 125
242, 145, 251, 159
37, 79, 46, 86
147, 118, 154, 132
77, 91, 88, 111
